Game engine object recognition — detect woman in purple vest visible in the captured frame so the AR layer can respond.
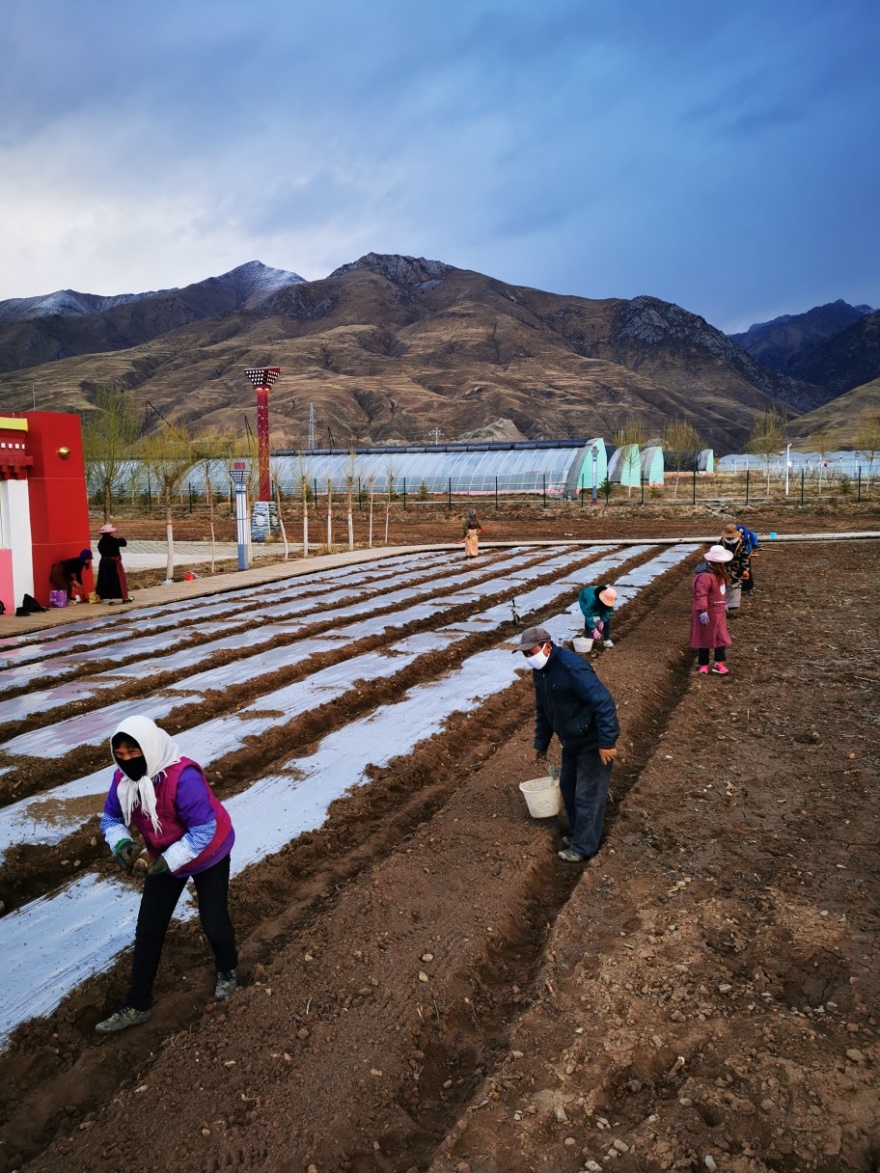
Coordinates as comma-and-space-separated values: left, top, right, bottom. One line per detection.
96, 715, 238, 1033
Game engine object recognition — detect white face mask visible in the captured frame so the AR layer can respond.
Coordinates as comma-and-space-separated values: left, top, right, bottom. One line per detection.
524, 646, 550, 670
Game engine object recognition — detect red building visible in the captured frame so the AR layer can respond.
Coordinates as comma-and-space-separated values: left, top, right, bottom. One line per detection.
0, 412, 92, 613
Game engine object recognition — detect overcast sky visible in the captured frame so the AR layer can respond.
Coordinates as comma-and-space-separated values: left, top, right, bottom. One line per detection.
1, 0, 878, 332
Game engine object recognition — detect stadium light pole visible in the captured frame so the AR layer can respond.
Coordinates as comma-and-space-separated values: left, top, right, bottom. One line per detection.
244, 367, 281, 503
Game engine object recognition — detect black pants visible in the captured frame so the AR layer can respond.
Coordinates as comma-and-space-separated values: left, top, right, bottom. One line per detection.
126, 854, 237, 1010
559, 746, 612, 859
698, 647, 727, 666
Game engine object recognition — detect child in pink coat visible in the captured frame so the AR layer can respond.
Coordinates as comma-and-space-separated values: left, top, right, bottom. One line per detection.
690, 544, 733, 674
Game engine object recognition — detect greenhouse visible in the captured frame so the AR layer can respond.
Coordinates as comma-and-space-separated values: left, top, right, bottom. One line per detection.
639, 445, 664, 485
258, 439, 611, 499
606, 444, 641, 487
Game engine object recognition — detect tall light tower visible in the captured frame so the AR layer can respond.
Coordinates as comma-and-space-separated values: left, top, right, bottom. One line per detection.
244, 367, 280, 543
244, 367, 280, 501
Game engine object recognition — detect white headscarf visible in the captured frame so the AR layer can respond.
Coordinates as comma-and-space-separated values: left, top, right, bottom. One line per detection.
111, 715, 182, 835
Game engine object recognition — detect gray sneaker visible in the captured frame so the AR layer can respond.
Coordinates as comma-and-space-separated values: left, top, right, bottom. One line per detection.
214, 969, 238, 1000
95, 1006, 151, 1033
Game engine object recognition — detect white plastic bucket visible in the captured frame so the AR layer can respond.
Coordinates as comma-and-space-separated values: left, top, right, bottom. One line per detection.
572, 636, 593, 653
519, 775, 562, 818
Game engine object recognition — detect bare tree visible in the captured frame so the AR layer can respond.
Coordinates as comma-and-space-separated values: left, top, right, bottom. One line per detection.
269, 455, 290, 559
383, 458, 397, 544
810, 426, 836, 497
140, 417, 196, 580
747, 410, 787, 494
662, 418, 702, 498
367, 474, 376, 548
613, 416, 645, 499
293, 454, 312, 558
192, 429, 235, 573
854, 406, 880, 486
82, 384, 143, 521
345, 448, 359, 553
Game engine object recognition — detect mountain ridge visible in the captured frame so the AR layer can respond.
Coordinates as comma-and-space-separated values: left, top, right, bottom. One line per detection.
0, 253, 820, 453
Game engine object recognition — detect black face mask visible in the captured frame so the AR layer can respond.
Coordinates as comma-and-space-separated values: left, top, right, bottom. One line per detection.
118, 757, 148, 782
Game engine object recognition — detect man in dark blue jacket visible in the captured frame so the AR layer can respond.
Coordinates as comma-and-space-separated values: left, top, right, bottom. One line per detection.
515, 625, 620, 863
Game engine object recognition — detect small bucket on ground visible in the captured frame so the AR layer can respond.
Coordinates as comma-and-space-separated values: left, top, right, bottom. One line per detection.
519, 775, 562, 819
572, 635, 593, 653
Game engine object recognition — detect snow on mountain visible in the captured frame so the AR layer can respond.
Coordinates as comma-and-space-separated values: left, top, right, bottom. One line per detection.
0, 261, 304, 326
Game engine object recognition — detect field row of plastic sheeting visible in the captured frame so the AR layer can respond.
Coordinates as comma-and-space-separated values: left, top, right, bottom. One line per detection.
0, 547, 626, 858
0, 544, 698, 1046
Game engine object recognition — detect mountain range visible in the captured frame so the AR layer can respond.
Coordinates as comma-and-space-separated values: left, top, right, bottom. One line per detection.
0, 256, 876, 452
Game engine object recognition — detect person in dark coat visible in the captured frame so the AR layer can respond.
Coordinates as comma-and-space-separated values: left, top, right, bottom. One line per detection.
514, 625, 620, 864
97, 715, 238, 1033
719, 523, 750, 614
96, 524, 132, 603
577, 584, 617, 647
48, 548, 92, 603
691, 544, 733, 674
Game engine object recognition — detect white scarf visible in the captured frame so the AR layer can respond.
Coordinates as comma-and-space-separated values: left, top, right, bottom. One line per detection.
111, 715, 182, 836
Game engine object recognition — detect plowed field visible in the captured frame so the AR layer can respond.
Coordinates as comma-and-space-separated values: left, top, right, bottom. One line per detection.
0, 535, 877, 1173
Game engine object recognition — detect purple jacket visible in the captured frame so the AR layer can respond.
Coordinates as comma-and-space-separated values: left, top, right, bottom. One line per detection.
102, 758, 234, 877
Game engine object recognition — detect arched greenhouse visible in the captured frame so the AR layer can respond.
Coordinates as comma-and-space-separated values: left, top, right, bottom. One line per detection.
187, 440, 619, 499
639, 445, 664, 485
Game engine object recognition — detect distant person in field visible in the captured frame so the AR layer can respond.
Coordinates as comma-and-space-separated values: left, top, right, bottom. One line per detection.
96, 715, 238, 1033
577, 583, 617, 648
514, 625, 620, 864
48, 548, 92, 604
718, 524, 750, 615
736, 522, 760, 594
691, 544, 733, 674
461, 509, 483, 559
96, 524, 132, 603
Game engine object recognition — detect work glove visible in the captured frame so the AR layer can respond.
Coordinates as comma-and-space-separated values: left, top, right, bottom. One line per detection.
591, 628, 601, 640
145, 854, 169, 877
598, 747, 617, 766
113, 840, 135, 873
699, 612, 709, 626
535, 749, 547, 764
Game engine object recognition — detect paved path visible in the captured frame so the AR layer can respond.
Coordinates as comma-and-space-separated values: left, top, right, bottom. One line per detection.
3, 531, 877, 638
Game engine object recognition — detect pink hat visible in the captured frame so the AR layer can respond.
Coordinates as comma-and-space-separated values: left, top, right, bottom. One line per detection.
598, 587, 617, 607
704, 543, 733, 563
98, 524, 117, 534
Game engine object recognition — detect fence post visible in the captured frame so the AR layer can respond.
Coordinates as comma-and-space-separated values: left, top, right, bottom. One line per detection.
495, 477, 498, 511
448, 478, 452, 511
745, 468, 750, 506
402, 478, 407, 511
692, 467, 696, 505
800, 468, 805, 506
857, 466, 862, 503
542, 473, 547, 508
188, 485, 194, 513
640, 476, 645, 506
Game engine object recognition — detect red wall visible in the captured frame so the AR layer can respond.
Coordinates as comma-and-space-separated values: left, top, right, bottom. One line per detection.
22, 412, 93, 606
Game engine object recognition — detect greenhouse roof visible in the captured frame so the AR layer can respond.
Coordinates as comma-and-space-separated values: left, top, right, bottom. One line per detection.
271, 439, 603, 496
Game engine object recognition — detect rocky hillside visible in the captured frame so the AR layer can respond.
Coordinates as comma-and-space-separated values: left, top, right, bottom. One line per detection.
729, 299, 874, 374
0, 254, 821, 451
786, 308, 880, 396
